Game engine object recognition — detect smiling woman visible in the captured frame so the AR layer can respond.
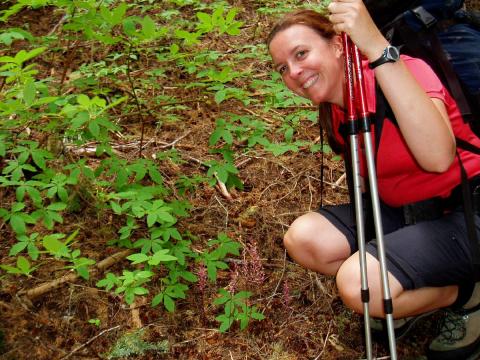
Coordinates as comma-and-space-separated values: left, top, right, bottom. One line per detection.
268, 24, 344, 106
267, 11, 345, 106
267, 1, 480, 359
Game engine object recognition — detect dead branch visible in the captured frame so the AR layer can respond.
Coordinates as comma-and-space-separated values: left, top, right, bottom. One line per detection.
59, 325, 121, 360
130, 298, 143, 330
332, 173, 346, 189
18, 249, 134, 301
214, 174, 233, 201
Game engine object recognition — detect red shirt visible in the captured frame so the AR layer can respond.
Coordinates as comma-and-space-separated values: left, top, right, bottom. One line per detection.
331, 55, 480, 207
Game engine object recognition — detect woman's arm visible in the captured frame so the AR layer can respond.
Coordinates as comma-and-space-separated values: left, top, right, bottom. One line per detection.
328, 0, 456, 172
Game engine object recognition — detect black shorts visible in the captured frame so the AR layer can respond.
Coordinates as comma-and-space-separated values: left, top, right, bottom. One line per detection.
318, 202, 479, 291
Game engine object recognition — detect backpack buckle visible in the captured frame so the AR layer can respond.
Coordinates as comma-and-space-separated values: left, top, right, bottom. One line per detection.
411, 6, 437, 29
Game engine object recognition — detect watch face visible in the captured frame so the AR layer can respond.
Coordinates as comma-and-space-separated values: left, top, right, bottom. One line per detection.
387, 46, 399, 60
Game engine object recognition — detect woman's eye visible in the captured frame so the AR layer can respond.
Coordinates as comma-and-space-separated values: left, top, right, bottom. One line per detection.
278, 65, 287, 74
296, 50, 306, 59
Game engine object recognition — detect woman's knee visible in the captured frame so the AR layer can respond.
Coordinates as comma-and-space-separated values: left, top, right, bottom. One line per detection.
284, 213, 317, 249
337, 254, 404, 317
336, 258, 364, 313
284, 212, 343, 251
283, 212, 351, 274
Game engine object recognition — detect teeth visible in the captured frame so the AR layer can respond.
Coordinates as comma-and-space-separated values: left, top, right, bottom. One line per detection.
303, 75, 318, 89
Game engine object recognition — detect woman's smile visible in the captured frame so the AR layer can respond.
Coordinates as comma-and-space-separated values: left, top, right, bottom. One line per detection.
302, 74, 319, 89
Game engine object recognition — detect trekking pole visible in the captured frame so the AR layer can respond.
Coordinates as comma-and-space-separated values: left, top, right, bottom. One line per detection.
341, 33, 398, 360
341, 33, 373, 360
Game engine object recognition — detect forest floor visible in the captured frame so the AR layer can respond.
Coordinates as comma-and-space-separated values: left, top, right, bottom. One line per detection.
0, 1, 469, 359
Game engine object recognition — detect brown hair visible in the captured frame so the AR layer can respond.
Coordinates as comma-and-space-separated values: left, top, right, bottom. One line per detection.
267, 9, 343, 153
266, 9, 336, 47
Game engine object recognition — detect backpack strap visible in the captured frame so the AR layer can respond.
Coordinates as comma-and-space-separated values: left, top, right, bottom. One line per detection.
456, 153, 480, 278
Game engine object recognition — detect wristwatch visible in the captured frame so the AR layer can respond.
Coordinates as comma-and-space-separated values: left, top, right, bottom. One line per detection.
368, 45, 400, 69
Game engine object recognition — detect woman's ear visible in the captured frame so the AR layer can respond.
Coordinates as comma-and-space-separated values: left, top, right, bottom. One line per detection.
332, 35, 343, 58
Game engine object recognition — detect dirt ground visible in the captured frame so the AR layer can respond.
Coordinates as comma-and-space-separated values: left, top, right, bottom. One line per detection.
1, 1, 473, 359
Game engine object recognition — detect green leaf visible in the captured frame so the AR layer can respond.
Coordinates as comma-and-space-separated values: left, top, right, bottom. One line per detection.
207, 262, 218, 282
234, 291, 252, 300
10, 214, 26, 234
214, 89, 227, 104
155, 211, 175, 223
151, 293, 163, 307
96, 273, 118, 291
9, 241, 27, 256
16, 256, 30, 273
0, 264, 21, 275
77, 94, 90, 107
133, 287, 149, 295
180, 271, 197, 283
26, 186, 42, 205
216, 314, 234, 332
141, 16, 156, 39
110, 201, 122, 215
47, 202, 67, 211
163, 294, 175, 312
112, 3, 127, 25
11, 202, 25, 212
23, 81, 36, 106
127, 253, 149, 265
43, 234, 68, 258
71, 111, 89, 129
76, 266, 90, 280
148, 167, 163, 184
146, 213, 157, 227
88, 121, 100, 138
148, 250, 177, 265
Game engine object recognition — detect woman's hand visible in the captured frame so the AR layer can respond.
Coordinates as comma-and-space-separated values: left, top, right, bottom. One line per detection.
327, 0, 388, 61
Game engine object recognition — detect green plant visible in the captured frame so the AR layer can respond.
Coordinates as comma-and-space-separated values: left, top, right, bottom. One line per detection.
9, 232, 40, 260
42, 231, 96, 280
0, 202, 36, 236
0, 256, 37, 277
96, 270, 153, 305
196, 6, 243, 35
88, 318, 101, 327
214, 288, 265, 332
31, 202, 67, 230
0, 28, 34, 46
0, 0, 323, 342
199, 233, 242, 282
107, 329, 168, 359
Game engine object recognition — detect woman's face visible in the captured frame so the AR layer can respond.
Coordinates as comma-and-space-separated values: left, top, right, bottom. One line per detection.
269, 24, 344, 106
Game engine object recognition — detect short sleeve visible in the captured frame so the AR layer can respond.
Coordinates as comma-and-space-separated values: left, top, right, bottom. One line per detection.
402, 55, 447, 102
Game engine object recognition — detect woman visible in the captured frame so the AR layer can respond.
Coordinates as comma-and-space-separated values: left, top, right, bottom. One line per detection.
267, 0, 480, 358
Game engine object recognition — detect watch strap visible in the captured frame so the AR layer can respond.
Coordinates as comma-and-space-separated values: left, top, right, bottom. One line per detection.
369, 46, 399, 69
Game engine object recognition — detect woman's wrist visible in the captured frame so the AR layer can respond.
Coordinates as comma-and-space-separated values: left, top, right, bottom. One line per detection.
365, 39, 390, 63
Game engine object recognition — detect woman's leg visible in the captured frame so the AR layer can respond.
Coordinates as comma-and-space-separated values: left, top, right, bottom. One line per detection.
284, 211, 352, 275
336, 252, 458, 318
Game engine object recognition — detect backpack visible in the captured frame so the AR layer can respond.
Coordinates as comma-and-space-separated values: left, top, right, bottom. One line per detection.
364, 1, 480, 275
366, 0, 480, 137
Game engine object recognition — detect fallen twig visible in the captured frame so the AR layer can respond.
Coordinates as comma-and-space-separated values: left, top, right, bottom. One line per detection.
59, 325, 121, 360
214, 175, 233, 201
130, 297, 143, 329
332, 173, 346, 189
18, 249, 134, 300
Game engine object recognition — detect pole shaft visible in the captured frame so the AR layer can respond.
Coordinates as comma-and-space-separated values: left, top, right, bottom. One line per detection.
342, 33, 398, 360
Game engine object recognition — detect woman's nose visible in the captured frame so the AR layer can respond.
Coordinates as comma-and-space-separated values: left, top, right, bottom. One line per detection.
289, 63, 303, 79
